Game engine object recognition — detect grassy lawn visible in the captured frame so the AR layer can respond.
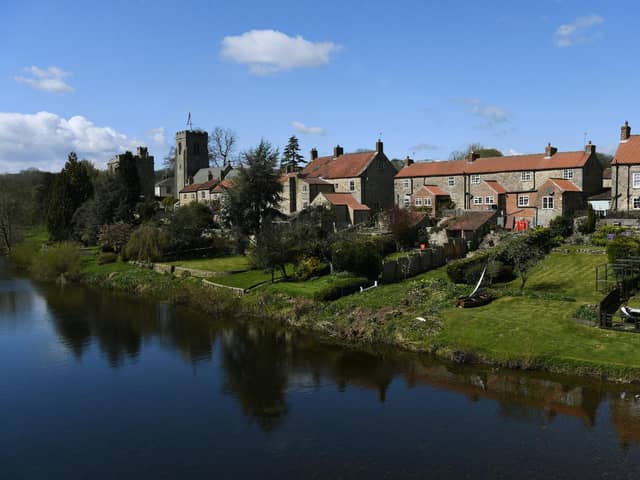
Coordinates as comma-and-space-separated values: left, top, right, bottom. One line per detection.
259, 274, 370, 298
213, 265, 293, 289
170, 255, 249, 272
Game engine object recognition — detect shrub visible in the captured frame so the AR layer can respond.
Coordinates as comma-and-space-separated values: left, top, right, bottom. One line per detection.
549, 214, 573, 238
295, 256, 329, 281
30, 242, 82, 281
446, 251, 493, 283
592, 225, 626, 246
8, 242, 39, 270
123, 226, 170, 262
97, 252, 118, 265
312, 276, 369, 301
606, 236, 640, 263
331, 237, 384, 279
98, 223, 133, 253
578, 205, 596, 234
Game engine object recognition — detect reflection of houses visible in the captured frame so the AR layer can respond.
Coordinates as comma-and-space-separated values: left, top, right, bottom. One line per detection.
311, 192, 371, 226
395, 142, 602, 229
278, 140, 396, 224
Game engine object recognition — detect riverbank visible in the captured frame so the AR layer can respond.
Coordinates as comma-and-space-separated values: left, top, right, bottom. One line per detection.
10, 232, 640, 383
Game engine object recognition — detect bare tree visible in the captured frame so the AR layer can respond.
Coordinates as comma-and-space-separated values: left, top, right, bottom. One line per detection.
209, 127, 237, 166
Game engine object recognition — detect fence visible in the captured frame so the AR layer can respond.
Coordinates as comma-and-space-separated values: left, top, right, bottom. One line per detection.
382, 247, 446, 283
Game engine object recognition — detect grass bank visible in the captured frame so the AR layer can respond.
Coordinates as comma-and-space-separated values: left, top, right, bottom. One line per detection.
10, 233, 640, 382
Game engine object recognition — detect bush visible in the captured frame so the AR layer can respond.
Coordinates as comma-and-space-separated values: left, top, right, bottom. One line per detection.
295, 256, 329, 281
606, 236, 640, 263
446, 251, 493, 283
331, 237, 385, 279
30, 242, 82, 281
578, 205, 596, 234
97, 252, 118, 265
592, 225, 626, 246
98, 223, 133, 253
549, 214, 573, 238
8, 242, 39, 270
123, 226, 170, 262
312, 276, 369, 301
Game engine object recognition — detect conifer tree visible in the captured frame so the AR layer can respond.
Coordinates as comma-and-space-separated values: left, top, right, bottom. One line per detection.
281, 135, 305, 172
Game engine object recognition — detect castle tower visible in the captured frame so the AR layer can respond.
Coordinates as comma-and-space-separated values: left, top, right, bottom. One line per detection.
175, 130, 209, 195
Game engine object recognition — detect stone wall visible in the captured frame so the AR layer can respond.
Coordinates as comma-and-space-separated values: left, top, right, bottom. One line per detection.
381, 247, 448, 283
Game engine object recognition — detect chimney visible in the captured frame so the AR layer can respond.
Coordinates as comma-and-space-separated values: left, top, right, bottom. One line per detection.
376, 139, 384, 154
403, 155, 414, 167
466, 151, 479, 163
585, 140, 596, 155
544, 143, 557, 158
310, 147, 318, 161
621, 121, 631, 142
333, 145, 344, 157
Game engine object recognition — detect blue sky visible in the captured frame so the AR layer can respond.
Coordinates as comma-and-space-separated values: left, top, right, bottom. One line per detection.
1, 0, 638, 172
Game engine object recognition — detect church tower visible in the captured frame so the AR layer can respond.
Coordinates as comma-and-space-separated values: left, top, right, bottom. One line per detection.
175, 130, 209, 196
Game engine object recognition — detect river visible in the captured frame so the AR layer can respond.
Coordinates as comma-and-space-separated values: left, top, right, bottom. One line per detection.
2, 260, 640, 478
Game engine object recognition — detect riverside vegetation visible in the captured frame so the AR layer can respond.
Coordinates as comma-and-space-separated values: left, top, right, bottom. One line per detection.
11, 221, 640, 384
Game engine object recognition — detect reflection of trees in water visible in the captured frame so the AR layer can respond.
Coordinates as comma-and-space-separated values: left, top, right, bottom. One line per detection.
0, 278, 41, 330
220, 325, 289, 432
40, 284, 217, 367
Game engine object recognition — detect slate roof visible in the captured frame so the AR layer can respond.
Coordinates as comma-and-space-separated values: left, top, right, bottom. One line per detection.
588, 189, 611, 201
301, 151, 377, 179
445, 211, 495, 232
612, 136, 640, 165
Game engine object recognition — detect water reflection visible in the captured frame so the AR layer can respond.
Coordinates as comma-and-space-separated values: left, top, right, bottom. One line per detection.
5, 266, 640, 448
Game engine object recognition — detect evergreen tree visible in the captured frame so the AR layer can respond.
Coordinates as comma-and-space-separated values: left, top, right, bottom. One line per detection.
281, 135, 305, 172
224, 140, 282, 236
46, 152, 94, 241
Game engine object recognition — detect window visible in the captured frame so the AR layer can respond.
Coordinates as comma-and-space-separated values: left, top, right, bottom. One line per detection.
201, 191, 206, 199
302, 201, 308, 208
403, 179, 410, 189
349, 180, 355, 191
301, 184, 308, 192
485, 196, 494, 205
634, 198, 640, 209
518, 195, 529, 207
415, 198, 423, 206
178, 142, 182, 155
192, 193, 196, 199
448, 176, 455, 186
563, 168, 574, 180
521, 171, 532, 181
474, 197, 483, 205
634, 173, 640, 189
471, 174, 480, 185
425, 197, 432, 207
542, 196, 554, 209
377, 158, 385, 170
403, 197, 410, 208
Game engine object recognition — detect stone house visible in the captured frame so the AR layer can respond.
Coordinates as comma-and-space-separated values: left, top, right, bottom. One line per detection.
410, 185, 451, 217
278, 173, 334, 215
310, 192, 371, 226
178, 178, 234, 206
611, 121, 640, 212
395, 142, 602, 228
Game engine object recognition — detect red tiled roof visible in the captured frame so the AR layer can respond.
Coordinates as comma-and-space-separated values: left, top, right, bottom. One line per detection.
213, 179, 234, 192
543, 178, 581, 192
612, 136, 640, 165
396, 151, 590, 178
445, 211, 495, 232
395, 159, 467, 178
321, 193, 370, 211
301, 151, 376, 179
483, 180, 506, 194
416, 185, 450, 196
179, 178, 219, 193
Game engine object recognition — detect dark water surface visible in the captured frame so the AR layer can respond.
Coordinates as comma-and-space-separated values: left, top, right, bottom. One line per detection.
3, 260, 640, 478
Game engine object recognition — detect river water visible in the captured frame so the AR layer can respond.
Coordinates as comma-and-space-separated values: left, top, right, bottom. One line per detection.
2, 260, 640, 478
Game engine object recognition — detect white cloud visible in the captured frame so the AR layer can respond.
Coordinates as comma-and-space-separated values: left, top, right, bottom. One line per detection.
221, 30, 341, 75
507, 148, 523, 156
149, 127, 166, 145
14, 66, 74, 93
554, 14, 604, 47
0, 111, 139, 172
456, 98, 510, 125
291, 120, 326, 135
410, 143, 438, 151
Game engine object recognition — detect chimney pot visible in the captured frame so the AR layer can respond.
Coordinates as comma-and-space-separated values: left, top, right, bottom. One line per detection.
376, 139, 384, 154
310, 147, 318, 161
333, 145, 344, 157
545, 143, 558, 158
404, 155, 414, 167
621, 121, 632, 142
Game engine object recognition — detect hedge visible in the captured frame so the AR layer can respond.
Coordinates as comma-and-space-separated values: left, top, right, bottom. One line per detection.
312, 276, 369, 301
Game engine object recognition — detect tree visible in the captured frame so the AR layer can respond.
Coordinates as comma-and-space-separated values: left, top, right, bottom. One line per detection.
0, 179, 25, 251
281, 135, 305, 172
223, 140, 282, 236
46, 152, 94, 241
209, 127, 237, 166
249, 220, 293, 282
387, 206, 420, 251
504, 239, 544, 290
167, 202, 214, 252
449, 143, 503, 161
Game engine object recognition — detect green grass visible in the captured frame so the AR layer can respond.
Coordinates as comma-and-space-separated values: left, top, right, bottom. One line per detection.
170, 255, 249, 272
213, 265, 293, 289
259, 274, 369, 298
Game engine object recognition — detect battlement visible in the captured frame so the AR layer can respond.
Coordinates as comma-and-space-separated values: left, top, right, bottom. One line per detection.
175, 129, 208, 137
